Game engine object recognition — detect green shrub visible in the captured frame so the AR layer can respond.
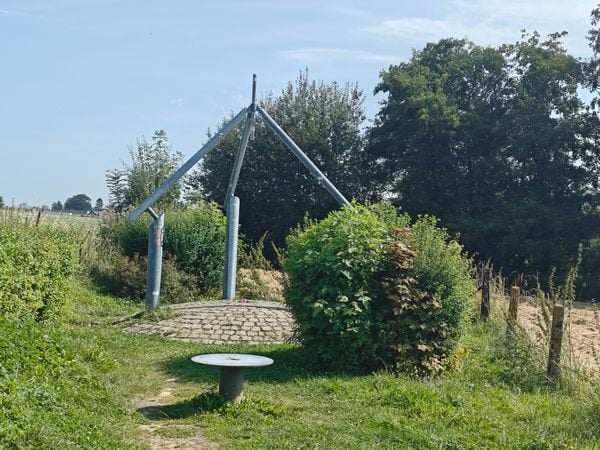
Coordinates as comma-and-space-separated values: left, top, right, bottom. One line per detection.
0, 221, 78, 321
285, 204, 393, 371
285, 204, 475, 374
408, 216, 476, 361
102, 202, 227, 295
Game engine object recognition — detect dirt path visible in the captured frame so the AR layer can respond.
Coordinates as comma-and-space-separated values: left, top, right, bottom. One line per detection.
518, 300, 600, 373
133, 382, 217, 450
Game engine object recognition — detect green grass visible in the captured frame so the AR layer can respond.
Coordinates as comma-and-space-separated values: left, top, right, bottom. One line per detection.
3, 280, 600, 449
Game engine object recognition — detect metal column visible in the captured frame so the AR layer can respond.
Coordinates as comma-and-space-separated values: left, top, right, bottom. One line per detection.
146, 209, 164, 309
223, 195, 240, 300
223, 76, 257, 299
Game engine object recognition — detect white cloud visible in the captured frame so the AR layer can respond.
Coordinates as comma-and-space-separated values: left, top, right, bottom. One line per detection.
363, 16, 515, 47
362, 0, 597, 55
281, 48, 400, 63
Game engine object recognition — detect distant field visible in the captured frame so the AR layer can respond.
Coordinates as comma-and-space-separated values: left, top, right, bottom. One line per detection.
0, 209, 101, 228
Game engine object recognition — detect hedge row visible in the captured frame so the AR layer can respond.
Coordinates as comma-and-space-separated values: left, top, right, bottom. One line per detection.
0, 221, 78, 321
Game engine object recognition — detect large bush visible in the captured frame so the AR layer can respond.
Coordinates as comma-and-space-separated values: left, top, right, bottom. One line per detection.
284, 204, 475, 374
101, 203, 227, 295
0, 221, 78, 321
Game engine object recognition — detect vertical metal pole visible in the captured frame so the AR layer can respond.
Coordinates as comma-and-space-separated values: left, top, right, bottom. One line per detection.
223, 196, 240, 300
146, 212, 164, 309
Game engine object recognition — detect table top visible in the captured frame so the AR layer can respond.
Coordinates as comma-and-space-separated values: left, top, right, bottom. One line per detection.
191, 353, 274, 368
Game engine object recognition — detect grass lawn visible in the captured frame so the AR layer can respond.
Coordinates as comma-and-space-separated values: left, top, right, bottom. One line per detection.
4, 280, 599, 449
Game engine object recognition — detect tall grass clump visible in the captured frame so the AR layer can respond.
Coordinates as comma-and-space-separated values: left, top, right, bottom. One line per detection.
285, 203, 475, 374
0, 216, 78, 321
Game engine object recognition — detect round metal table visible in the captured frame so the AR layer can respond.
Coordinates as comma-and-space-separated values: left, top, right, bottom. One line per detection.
191, 353, 273, 403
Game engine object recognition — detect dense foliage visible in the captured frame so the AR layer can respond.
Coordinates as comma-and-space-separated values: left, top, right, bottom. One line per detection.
188, 71, 370, 254
376, 218, 475, 374
285, 204, 474, 374
89, 253, 200, 303
100, 203, 227, 296
0, 220, 78, 321
366, 30, 600, 295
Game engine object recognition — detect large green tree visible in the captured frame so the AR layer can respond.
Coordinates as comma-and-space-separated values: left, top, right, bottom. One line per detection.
64, 194, 92, 211
187, 72, 369, 249
367, 32, 600, 280
107, 130, 183, 212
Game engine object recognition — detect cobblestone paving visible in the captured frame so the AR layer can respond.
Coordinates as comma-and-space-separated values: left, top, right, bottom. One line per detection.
123, 300, 297, 345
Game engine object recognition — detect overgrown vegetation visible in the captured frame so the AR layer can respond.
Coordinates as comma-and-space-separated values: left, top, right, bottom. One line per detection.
285, 204, 475, 374
0, 206, 598, 447
90, 203, 227, 301
0, 216, 78, 321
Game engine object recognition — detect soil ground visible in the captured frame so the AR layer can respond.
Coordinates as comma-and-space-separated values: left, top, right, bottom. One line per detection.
518, 299, 600, 372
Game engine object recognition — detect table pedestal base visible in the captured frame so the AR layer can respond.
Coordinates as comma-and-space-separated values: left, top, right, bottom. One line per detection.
219, 366, 244, 403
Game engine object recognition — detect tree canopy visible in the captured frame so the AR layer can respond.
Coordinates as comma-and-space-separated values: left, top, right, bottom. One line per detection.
187, 71, 369, 249
366, 32, 600, 279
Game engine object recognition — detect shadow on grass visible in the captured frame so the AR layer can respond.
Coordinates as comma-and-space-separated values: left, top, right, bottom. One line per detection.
159, 344, 360, 385
137, 391, 227, 420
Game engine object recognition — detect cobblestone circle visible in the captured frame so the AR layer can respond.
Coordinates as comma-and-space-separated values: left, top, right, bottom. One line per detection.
123, 300, 297, 345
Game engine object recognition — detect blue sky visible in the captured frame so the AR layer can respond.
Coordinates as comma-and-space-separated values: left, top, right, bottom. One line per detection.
1, 0, 598, 207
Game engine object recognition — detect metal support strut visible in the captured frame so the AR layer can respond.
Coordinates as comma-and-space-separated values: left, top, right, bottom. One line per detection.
223, 195, 240, 300
146, 208, 164, 309
128, 74, 351, 308
257, 106, 350, 207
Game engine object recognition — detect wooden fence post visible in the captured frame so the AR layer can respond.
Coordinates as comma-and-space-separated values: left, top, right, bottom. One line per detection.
480, 268, 490, 321
507, 286, 520, 335
546, 304, 565, 385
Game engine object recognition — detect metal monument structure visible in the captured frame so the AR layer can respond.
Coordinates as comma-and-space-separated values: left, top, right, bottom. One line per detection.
129, 75, 350, 309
